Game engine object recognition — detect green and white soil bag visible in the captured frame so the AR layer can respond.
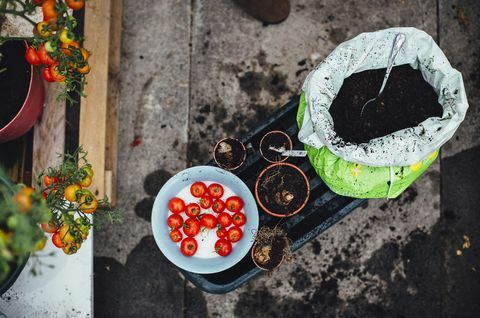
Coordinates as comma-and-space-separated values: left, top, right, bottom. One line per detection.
297, 27, 468, 198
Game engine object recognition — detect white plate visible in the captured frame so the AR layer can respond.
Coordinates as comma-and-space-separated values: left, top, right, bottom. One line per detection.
151, 166, 259, 274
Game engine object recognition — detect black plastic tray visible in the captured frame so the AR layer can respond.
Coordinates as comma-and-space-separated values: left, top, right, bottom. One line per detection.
181, 95, 366, 294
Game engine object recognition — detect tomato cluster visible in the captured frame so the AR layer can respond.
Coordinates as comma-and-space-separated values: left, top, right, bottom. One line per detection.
167, 182, 247, 257
24, 0, 89, 98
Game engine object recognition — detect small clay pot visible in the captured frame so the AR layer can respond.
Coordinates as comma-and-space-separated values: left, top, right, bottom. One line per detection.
251, 236, 288, 271
255, 162, 310, 217
259, 130, 292, 163
213, 137, 246, 170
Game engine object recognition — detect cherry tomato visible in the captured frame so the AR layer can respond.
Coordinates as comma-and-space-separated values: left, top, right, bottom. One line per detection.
169, 229, 183, 242
13, 187, 35, 212
226, 196, 244, 213
63, 242, 81, 255
80, 48, 90, 61
180, 237, 198, 257
200, 214, 217, 229
43, 175, 54, 187
183, 218, 201, 237
199, 196, 213, 209
49, 63, 66, 82
190, 182, 207, 197
168, 197, 185, 214
25, 47, 41, 65
41, 219, 59, 233
215, 239, 232, 257
38, 44, 56, 65
167, 214, 183, 229
77, 63, 90, 74
232, 212, 247, 226
80, 175, 92, 187
212, 199, 225, 213
52, 231, 64, 248
59, 29, 75, 44
185, 203, 201, 218
227, 226, 243, 243
36, 21, 52, 37
64, 184, 81, 202
61, 40, 80, 56
217, 212, 232, 228
216, 228, 227, 239
82, 166, 94, 177
207, 183, 224, 199
35, 237, 47, 251
79, 193, 98, 214
59, 225, 75, 243
66, 0, 85, 10
42, 67, 55, 82
42, 0, 58, 21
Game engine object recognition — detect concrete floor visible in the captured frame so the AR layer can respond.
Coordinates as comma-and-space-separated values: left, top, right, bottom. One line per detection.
94, 0, 480, 317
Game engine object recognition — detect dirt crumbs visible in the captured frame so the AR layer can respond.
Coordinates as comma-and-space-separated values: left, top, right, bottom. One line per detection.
0, 41, 31, 128
257, 164, 309, 216
260, 131, 291, 162
214, 138, 245, 170
329, 64, 443, 144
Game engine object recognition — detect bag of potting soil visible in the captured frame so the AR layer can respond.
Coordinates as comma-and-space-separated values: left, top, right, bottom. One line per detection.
297, 27, 468, 199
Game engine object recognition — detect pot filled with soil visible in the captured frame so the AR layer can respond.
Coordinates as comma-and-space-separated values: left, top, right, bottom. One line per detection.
297, 27, 468, 199
213, 137, 246, 170
0, 40, 44, 143
255, 162, 310, 217
259, 130, 292, 163
251, 226, 292, 271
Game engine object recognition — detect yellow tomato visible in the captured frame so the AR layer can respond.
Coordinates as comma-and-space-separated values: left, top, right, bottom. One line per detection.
62, 242, 81, 255
34, 237, 47, 251
13, 187, 35, 212
64, 184, 82, 202
59, 29, 74, 44
79, 194, 98, 214
36, 21, 51, 37
80, 175, 92, 187
59, 225, 75, 243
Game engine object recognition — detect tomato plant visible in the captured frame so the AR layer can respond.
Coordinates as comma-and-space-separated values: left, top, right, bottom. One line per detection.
180, 238, 198, 257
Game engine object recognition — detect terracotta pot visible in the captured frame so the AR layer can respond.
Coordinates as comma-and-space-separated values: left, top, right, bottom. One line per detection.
259, 130, 292, 163
255, 162, 310, 218
213, 137, 247, 170
251, 240, 286, 271
0, 41, 45, 143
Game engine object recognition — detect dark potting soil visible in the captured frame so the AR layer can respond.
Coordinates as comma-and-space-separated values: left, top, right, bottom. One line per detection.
260, 131, 291, 162
329, 64, 443, 144
257, 164, 309, 216
214, 138, 245, 170
254, 236, 287, 270
0, 41, 31, 129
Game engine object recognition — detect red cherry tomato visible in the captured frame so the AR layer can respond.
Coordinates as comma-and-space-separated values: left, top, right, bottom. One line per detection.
207, 183, 224, 199
42, 67, 55, 82
52, 231, 64, 248
216, 228, 227, 238
217, 212, 232, 228
200, 214, 217, 229
215, 239, 232, 257
43, 175, 54, 187
183, 218, 201, 237
168, 197, 185, 213
167, 214, 183, 229
169, 229, 183, 242
232, 212, 247, 226
227, 226, 243, 242
25, 47, 41, 65
190, 182, 207, 197
180, 237, 198, 256
212, 199, 226, 213
185, 203, 201, 218
38, 44, 56, 65
199, 196, 213, 209
66, 0, 85, 10
226, 196, 244, 213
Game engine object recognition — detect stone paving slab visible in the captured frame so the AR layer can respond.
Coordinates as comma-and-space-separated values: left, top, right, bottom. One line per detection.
94, 0, 480, 317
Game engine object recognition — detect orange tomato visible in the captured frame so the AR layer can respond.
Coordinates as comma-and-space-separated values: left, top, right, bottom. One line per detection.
64, 184, 82, 202
61, 40, 80, 56
80, 48, 90, 61
49, 63, 66, 82
13, 187, 35, 212
42, 0, 58, 21
63, 242, 80, 255
77, 63, 90, 74
66, 0, 85, 10
41, 219, 60, 233
79, 194, 98, 214
36, 21, 51, 37
79, 175, 92, 187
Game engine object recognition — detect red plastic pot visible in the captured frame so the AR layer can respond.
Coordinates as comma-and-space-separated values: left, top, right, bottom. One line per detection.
0, 41, 44, 143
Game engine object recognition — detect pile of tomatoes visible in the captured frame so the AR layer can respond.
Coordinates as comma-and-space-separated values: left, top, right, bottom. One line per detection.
167, 182, 247, 257
24, 0, 90, 86
40, 165, 97, 255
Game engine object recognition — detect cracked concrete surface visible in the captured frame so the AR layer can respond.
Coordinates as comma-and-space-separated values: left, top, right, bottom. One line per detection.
94, 0, 480, 317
